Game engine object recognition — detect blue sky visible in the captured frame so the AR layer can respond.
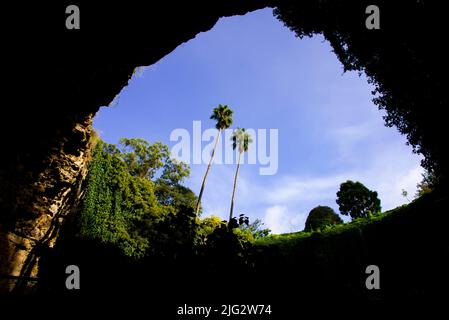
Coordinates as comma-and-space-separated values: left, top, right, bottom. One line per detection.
94, 8, 423, 234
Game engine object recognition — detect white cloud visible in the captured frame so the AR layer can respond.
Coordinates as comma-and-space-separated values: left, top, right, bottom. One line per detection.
333, 121, 376, 141
264, 205, 307, 234
376, 165, 424, 209
264, 175, 347, 203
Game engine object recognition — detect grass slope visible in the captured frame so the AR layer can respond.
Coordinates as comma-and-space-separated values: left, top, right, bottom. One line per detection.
251, 188, 449, 302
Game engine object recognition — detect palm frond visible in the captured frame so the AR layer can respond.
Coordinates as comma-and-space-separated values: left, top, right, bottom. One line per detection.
231, 127, 253, 152
210, 104, 234, 130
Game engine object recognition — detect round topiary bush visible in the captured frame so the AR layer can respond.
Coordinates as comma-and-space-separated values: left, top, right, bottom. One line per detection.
304, 206, 343, 232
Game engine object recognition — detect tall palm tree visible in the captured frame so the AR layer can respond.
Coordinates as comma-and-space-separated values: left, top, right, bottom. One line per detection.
229, 128, 252, 222
195, 104, 233, 214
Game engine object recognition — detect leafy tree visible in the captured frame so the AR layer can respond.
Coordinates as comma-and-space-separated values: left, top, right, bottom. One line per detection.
304, 206, 343, 232
196, 104, 234, 214
197, 214, 265, 247
203, 214, 254, 270
79, 141, 163, 258
119, 138, 169, 179
147, 205, 199, 259
336, 180, 381, 219
239, 218, 270, 239
79, 136, 267, 267
79, 138, 196, 258
159, 158, 190, 185
415, 169, 439, 198
229, 128, 252, 222
155, 181, 198, 213
196, 215, 224, 245
154, 157, 198, 212
119, 137, 195, 210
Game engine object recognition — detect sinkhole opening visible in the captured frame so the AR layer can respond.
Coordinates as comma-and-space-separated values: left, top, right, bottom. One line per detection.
91, 8, 423, 235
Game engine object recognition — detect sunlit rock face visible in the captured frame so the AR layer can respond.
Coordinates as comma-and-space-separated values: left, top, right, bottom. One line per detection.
0, 116, 93, 293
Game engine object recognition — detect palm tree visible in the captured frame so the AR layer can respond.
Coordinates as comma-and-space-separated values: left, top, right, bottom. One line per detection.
229, 128, 252, 222
195, 104, 233, 214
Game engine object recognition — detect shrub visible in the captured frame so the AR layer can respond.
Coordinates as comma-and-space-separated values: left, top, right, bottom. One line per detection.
304, 206, 343, 232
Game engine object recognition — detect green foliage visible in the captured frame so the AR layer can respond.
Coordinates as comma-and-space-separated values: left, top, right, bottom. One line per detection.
196, 216, 223, 245
196, 215, 264, 247
304, 206, 343, 232
119, 138, 162, 178
239, 218, 270, 239
202, 217, 254, 267
210, 104, 233, 130
147, 205, 199, 259
159, 158, 190, 185
231, 127, 253, 153
79, 139, 196, 259
79, 140, 161, 258
255, 189, 442, 282
416, 168, 439, 198
155, 181, 198, 213
79, 136, 261, 266
336, 180, 381, 219
256, 207, 387, 249
118, 138, 187, 181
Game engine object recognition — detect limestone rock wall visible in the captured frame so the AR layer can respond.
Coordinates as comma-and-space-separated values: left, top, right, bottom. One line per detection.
0, 116, 93, 293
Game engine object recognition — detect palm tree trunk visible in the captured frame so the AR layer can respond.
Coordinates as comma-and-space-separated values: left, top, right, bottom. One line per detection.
229, 151, 242, 222
195, 129, 221, 214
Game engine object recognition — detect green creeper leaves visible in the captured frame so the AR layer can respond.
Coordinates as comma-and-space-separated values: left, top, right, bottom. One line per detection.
79, 139, 195, 259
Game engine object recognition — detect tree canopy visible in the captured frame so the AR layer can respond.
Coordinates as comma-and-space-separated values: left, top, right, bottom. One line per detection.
304, 206, 343, 232
210, 104, 233, 130
78, 137, 259, 261
336, 180, 381, 219
416, 169, 439, 198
